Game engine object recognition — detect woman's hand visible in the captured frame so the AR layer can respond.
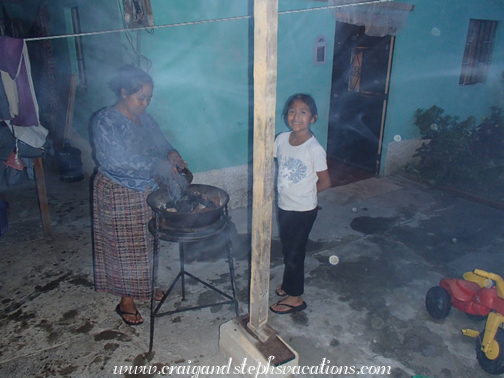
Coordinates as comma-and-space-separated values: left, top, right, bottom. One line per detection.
167, 150, 187, 170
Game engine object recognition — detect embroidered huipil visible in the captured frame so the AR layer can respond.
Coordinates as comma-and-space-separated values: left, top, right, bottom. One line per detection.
92, 107, 175, 191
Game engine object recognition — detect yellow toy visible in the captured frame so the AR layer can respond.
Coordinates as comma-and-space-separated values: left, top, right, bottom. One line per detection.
425, 269, 504, 374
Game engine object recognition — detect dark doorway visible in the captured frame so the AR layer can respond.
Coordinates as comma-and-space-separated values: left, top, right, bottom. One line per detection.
327, 22, 394, 175
328, 159, 375, 187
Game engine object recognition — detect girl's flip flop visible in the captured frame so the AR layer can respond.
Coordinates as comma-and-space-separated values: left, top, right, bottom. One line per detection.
269, 301, 307, 314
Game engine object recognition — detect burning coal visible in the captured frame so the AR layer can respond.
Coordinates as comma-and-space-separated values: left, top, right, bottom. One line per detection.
160, 190, 217, 213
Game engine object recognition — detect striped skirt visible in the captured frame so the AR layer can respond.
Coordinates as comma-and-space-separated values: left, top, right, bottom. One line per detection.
92, 172, 154, 300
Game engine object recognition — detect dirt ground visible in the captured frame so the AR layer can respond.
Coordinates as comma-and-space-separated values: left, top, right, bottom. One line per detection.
2, 161, 504, 378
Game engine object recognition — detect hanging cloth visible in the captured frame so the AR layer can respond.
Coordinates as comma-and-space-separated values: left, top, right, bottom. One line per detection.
29, 3, 60, 121
0, 76, 10, 120
328, 0, 414, 37
5, 120, 48, 148
0, 71, 19, 118
0, 36, 40, 126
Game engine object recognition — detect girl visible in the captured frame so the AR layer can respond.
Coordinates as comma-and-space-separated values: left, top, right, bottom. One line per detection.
270, 94, 331, 314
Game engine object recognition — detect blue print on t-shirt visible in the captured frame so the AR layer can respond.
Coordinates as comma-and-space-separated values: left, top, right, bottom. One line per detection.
279, 155, 307, 183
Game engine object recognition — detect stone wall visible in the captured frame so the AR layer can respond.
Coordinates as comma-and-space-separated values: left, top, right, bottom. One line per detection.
383, 137, 426, 176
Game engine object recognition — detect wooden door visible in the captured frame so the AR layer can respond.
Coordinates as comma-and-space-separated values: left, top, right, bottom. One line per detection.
327, 22, 394, 173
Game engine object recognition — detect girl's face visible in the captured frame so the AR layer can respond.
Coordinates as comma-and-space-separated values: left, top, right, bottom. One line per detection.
286, 99, 317, 133
121, 83, 153, 119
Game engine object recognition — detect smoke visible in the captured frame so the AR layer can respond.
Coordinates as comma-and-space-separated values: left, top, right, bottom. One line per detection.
338, 112, 379, 144
151, 159, 188, 201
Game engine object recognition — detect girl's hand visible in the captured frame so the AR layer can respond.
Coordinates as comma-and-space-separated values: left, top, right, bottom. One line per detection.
316, 169, 331, 193
167, 150, 187, 170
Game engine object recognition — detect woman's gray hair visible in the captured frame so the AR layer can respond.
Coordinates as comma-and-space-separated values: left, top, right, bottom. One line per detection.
108, 65, 153, 98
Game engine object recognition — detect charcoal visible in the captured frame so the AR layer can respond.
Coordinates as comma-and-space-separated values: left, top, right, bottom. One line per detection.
199, 196, 217, 209
164, 192, 216, 213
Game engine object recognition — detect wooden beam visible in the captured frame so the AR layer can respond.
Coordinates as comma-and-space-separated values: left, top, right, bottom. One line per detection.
63, 75, 78, 144
33, 157, 52, 237
248, 0, 278, 343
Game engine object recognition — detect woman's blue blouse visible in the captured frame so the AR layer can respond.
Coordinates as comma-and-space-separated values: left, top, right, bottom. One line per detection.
92, 107, 175, 191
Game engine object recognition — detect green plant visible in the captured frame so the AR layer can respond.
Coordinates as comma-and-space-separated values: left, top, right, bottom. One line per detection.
472, 106, 504, 163
412, 106, 476, 183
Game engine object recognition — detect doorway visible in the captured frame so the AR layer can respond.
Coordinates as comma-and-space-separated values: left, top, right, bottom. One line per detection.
327, 22, 394, 180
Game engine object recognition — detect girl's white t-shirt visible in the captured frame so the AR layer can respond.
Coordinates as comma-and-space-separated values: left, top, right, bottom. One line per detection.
274, 131, 327, 211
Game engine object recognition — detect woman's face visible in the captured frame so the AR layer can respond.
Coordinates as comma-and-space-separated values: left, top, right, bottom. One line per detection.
121, 83, 153, 119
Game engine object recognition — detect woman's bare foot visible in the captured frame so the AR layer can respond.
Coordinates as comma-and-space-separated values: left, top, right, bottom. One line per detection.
155, 289, 165, 301
117, 297, 143, 325
275, 285, 287, 296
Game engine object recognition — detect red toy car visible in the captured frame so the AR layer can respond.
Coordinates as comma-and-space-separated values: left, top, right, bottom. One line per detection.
426, 270, 504, 375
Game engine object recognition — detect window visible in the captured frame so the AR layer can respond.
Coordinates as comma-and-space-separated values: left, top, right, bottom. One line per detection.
349, 47, 364, 92
459, 19, 498, 85
313, 35, 327, 66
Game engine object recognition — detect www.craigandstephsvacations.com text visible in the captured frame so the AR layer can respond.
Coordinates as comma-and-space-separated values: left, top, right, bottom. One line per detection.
113, 357, 392, 377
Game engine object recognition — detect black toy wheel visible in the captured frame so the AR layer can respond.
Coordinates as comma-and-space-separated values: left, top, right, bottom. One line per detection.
466, 313, 487, 322
425, 285, 451, 319
476, 327, 504, 375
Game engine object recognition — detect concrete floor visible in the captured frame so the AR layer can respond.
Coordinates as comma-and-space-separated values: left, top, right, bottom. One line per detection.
1, 160, 504, 378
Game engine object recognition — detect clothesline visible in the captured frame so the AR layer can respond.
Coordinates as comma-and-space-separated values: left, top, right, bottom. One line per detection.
24, 0, 394, 42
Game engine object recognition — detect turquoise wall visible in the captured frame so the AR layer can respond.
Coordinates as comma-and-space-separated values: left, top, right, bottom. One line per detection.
139, 0, 335, 173
14, 1, 336, 174
383, 0, 504, 173
2, 2, 35, 22
15, 0, 123, 141
142, 0, 251, 173
18, 0, 503, 176
43, 0, 123, 140
276, 1, 335, 148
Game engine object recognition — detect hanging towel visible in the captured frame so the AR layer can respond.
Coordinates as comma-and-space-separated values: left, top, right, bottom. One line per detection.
0, 76, 10, 120
0, 122, 16, 161
1, 70, 19, 119
0, 36, 39, 126
5, 120, 48, 148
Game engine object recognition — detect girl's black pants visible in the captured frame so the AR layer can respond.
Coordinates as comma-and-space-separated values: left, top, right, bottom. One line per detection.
277, 206, 318, 297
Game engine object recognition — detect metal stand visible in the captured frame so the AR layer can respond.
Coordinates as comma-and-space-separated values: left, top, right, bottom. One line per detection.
148, 209, 239, 353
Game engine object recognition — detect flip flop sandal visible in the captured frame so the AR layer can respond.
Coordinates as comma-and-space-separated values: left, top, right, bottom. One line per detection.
269, 301, 307, 314
115, 304, 144, 326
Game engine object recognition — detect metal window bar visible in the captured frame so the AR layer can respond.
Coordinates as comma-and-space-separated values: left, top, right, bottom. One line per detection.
349, 48, 363, 92
460, 19, 498, 85
460, 20, 477, 84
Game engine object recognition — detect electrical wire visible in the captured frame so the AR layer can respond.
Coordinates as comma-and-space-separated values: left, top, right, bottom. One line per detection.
116, 0, 153, 71
24, 0, 395, 42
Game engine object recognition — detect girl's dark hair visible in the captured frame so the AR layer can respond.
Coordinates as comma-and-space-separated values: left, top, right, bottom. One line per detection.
282, 93, 318, 127
108, 65, 153, 98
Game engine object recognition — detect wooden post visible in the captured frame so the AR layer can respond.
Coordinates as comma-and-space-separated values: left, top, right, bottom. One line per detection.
248, 0, 278, 343
63, 74, 78, 144
33, 157, 52, 237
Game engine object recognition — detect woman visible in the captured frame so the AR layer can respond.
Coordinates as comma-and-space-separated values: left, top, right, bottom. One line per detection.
92, 65, 186, 325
